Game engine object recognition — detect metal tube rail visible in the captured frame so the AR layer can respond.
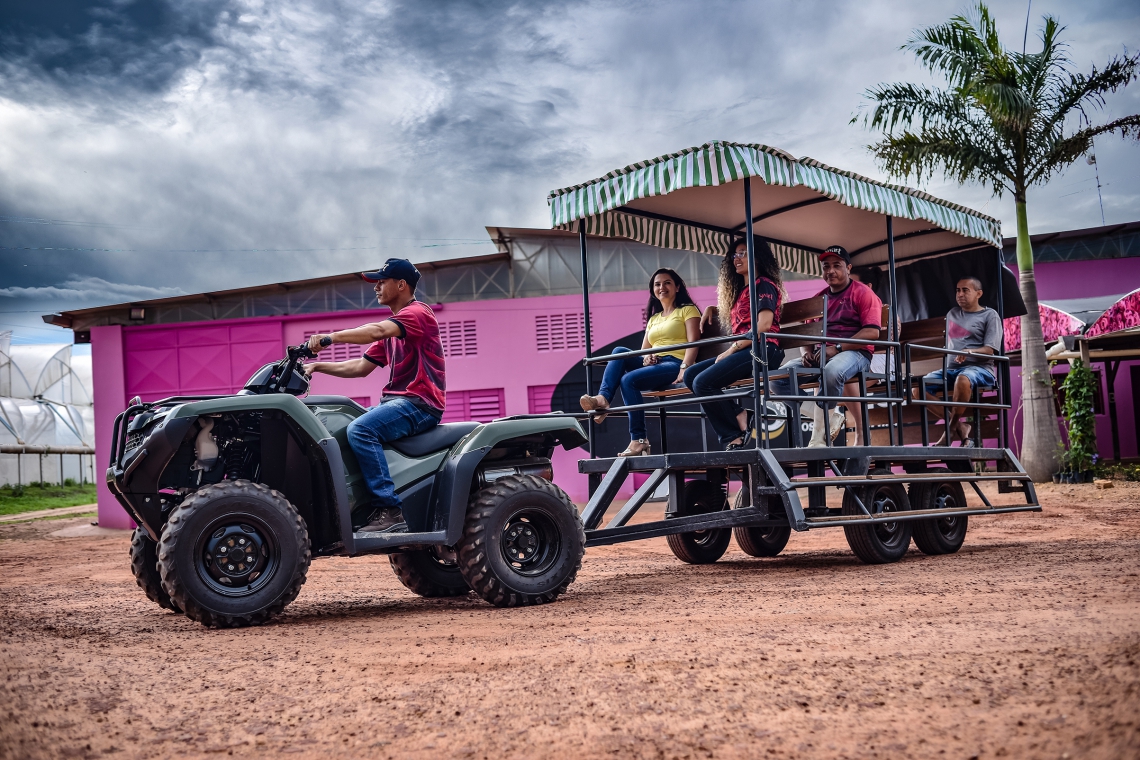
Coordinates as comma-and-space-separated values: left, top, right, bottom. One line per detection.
0, 444, 95, 455
903, 344, 1010, 363
582, 332, 749, 365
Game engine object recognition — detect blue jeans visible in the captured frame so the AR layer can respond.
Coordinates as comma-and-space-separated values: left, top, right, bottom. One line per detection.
770, 350, 872, 410
597, 347, 681, 440
684, 344, 785, 447
924, 365, 996, 390
347, 396, 440, 510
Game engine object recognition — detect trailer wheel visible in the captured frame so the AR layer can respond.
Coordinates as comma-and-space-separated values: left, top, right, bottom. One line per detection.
158, 480, 311, 628
129, 527, 181, 612
841, 469, 912, 564
458, 474, 584, 607
666, 480, 731, 564
389, 547, 470, 597
909, 481, 968, 555
732, 493, 790, 557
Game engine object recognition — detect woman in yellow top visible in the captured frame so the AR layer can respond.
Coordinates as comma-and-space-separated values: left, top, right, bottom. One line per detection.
580, 269, 701, 456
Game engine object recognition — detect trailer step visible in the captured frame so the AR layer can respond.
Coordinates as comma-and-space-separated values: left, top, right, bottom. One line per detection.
804, 503, 1041, 527
789, 472, 1031, 487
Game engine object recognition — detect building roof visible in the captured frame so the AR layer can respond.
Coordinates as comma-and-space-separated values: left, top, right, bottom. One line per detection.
1001, 220, 1140, 264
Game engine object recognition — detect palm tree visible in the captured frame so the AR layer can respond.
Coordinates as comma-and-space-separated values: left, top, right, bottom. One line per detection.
857, 3, 1140, 482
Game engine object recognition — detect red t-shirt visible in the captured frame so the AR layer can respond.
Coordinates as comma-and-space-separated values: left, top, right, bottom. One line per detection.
363, 301, 446, 414
730, 277, 782, 347
814, 279, 883, 354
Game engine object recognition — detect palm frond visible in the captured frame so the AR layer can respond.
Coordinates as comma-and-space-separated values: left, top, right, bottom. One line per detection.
869, 124, 1012, 193
1028, 115, 1140, 185
860, 83, 968, 133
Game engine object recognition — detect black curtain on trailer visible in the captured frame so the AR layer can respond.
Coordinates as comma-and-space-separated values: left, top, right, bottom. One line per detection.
854, 247, 1027, 323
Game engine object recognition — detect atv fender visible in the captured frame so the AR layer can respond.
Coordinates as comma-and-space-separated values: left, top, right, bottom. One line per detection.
436, 417, 588, 545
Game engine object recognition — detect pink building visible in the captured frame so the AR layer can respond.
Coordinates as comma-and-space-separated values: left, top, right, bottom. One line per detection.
46, 222, 1140, 529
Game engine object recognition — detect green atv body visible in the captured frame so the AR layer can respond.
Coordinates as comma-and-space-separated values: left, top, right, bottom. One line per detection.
108, 341, 587, 627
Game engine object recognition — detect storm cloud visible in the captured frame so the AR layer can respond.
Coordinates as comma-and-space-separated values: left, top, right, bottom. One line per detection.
1, 0, 1138, 343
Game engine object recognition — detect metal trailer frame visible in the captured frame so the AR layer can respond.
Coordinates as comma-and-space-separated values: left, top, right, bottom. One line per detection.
517, 163, 1041, 560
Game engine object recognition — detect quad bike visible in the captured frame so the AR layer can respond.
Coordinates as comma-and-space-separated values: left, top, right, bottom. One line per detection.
108, 340, 588, 628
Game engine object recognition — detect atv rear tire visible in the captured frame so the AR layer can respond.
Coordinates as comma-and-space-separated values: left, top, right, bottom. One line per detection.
842, 469, 912, 564
732, 492, 791, 558
909, 480, 968, 555
389, 547, 470, 597
158, 480, 310, 628
129, 527, 180, 612
457, 474, 584, 607
666, 479, 731, 564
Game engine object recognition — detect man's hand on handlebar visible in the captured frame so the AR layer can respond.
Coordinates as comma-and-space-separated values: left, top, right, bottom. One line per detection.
307, 334, 333, 354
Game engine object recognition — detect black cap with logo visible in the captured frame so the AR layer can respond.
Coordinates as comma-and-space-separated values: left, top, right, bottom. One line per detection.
361, 258, 421, 288
818, 245, 851, 264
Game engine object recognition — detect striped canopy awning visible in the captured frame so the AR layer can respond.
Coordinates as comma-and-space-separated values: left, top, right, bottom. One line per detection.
549, 141, 1002, 276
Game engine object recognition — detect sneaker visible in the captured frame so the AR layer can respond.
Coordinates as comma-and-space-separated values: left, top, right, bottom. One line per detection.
359, 507, 403, 533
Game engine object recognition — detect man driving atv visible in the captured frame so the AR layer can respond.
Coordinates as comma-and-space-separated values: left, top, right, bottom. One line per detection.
304, 258, 446, 533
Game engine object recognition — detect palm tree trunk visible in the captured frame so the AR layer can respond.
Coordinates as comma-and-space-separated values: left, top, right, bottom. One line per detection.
1014, 199, 1062, 482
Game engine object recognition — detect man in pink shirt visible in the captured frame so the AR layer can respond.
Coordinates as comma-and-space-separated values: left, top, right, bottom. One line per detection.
304, 258, 446, 532
771, 246, 883, 447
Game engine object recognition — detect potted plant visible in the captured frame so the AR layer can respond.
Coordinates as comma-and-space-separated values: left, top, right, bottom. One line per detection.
1055, 359, 1098, 484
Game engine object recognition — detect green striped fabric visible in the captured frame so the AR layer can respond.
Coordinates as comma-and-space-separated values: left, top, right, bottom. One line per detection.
549, 141, 1001, 274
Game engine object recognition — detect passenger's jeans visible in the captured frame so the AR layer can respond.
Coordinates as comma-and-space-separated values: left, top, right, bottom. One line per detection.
770, 350, 872, 410
347, 396, 440, 510
683, 344, 785, 447
597, 347, 682, 441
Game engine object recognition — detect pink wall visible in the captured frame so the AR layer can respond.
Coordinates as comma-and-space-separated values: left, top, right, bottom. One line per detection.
1005, 258, 1140, 462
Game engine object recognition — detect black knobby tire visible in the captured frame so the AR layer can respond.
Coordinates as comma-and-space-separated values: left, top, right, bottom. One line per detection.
909, 480, 968, 555
666, 480, 731, 565
733, 493, 791, 558
457, 474, 585, 607
389, 547, 470, 597
158, 479, 311, 628
842, 468, 913, 564
129, 527, 180, 612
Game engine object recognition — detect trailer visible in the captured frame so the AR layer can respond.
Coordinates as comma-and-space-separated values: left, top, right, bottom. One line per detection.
514, 140, 1040, 564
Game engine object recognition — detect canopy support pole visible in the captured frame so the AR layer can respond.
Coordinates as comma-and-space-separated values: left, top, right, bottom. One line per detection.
578, 221, 597, 480
886, 216, 900, 445
996, 247, 1009, 449
743, 179, 768, 449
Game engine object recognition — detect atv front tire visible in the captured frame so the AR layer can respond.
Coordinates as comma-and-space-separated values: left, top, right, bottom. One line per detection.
158, 480, 310, 628
458, 474, 584, 607
129, 527, 180, 612
390, 547, 470, 597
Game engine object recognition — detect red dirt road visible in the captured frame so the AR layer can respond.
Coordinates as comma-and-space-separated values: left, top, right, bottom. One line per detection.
2, 482, 1139, 759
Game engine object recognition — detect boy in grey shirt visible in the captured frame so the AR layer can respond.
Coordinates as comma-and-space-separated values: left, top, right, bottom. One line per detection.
922, 276, 1003, 445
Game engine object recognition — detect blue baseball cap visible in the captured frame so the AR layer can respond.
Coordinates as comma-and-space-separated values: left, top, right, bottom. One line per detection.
361, 258, 421, 288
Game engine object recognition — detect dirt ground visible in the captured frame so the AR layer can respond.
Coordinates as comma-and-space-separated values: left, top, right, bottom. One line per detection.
2, 481, 1138, 760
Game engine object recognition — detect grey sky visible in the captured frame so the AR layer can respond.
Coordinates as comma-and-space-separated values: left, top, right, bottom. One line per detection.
1, 0, 1138, 344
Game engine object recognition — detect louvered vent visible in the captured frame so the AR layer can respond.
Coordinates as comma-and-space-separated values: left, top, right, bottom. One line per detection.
440, 320, 477, 357
534, 312, 592, 352
442, 389, 505, 423
302, 330, 363, 361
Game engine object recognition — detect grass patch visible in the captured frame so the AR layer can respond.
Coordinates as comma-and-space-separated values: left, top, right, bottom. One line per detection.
0, 481, 99, 515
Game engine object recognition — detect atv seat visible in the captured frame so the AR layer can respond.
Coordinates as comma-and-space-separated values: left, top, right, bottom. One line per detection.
388, 422, 480, 458
303, 395, 367, 412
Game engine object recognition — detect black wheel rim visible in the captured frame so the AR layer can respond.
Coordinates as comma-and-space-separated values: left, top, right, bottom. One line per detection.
194, 512, 280, 597
499, 508, 561, 577
933, 485, 963, 539
430, 545, 459, 569
869, 487, 907, 549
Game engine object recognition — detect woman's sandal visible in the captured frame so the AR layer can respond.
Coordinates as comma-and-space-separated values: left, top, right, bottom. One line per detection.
618, 439, 651, 457
579, 394, 610, 424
